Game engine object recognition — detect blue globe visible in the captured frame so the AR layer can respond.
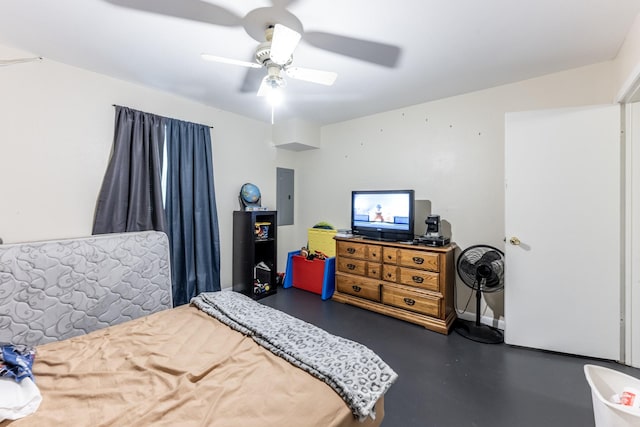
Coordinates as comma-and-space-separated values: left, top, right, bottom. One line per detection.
240, 183, 261, 207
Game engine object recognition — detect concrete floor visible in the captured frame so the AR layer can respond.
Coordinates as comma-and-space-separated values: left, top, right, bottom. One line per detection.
260, 287, 640, 427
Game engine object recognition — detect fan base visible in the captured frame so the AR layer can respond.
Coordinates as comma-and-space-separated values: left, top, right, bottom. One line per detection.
453, 319, 504, 344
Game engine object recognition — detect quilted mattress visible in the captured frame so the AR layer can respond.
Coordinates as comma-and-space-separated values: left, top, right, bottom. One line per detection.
0, 231, 173, 346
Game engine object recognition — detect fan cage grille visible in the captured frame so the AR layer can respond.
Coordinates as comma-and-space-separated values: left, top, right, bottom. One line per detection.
456, 245, 504, 292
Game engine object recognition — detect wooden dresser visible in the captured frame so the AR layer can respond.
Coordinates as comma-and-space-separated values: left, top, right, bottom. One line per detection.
333, 237, 456, 334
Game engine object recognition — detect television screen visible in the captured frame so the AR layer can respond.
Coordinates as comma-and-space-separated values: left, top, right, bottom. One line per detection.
351, 190, 415, 241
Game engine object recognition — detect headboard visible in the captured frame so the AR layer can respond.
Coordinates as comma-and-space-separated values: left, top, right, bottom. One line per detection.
0, 231, 173, 346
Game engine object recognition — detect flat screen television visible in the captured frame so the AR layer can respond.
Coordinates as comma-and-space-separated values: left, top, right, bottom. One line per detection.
351, 189, 415, 242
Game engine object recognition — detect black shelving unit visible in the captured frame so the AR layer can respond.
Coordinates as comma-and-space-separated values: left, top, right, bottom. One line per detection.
232, 210, 277, 299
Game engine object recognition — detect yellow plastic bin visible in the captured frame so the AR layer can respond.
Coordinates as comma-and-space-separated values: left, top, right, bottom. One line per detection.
308, 228, 337, 257
584, 364, 640, 427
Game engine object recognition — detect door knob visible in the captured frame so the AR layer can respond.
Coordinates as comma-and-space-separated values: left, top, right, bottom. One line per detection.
509, 237, 521, 246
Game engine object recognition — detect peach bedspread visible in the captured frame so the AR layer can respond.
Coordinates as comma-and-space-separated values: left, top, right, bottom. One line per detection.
1, 305, 384, 427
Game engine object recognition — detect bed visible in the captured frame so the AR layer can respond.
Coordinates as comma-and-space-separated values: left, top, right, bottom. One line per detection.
0, 231, 395, 426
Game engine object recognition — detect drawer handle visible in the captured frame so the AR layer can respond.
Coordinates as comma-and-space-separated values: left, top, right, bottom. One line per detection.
352, 285, 362, 292
347, 263, 356, 270
347, 248, 356, 254
412, 276, 424, 284
412, 257, 424, 265
403, 298, 416, 306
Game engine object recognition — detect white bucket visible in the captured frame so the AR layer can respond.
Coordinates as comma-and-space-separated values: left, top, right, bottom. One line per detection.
584, 364, 640, 427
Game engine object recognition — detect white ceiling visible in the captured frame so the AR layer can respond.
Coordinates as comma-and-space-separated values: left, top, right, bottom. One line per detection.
1, 0, 639, 125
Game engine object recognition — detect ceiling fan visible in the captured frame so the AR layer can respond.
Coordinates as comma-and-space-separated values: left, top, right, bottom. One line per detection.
102, 0, 401, 119
201, 23, 337, 102
102, 1, 402, 69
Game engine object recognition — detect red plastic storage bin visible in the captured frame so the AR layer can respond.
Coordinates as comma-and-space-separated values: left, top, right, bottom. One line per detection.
291, 255, 325, 294
284, 251, 336, 300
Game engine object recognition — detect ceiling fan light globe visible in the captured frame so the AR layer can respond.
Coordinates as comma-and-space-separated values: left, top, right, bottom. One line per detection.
266, 87, 284, 107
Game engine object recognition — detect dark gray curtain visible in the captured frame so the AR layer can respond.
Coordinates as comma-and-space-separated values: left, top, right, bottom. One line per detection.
166, 119, 221, 306
93, 106, 166, 234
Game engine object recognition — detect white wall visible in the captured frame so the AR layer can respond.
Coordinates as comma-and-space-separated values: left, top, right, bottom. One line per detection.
294, 61, 614, 323
0, 43, 297, 287
0, 40, 626, 323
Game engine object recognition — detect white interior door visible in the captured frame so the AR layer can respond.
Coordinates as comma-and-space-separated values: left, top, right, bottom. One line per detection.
504, 104, 621, 360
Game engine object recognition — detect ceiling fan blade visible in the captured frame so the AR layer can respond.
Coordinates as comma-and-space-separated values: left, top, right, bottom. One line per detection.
270, 0, 299, 8
201, 54, 262, 69
103, 0, 241, 27
285, 67, 337, 86
304, 31, 401, 68
0, 57, 42, 66
270, 24, 301, 66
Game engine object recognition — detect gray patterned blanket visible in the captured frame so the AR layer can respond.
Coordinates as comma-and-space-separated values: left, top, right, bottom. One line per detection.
191, 291, 397, 421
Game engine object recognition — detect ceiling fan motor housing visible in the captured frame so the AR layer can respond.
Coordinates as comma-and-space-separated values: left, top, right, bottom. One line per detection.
255, 42, 293, 68
255, 42, 272, 65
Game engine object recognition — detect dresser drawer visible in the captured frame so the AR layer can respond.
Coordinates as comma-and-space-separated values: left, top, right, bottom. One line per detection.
336, 274, 381, 302
367, 245, 382, 262
337, 257, 382, 279
336, 241, 382, 262
382, 265, 439, 292
337, 257, 367, 275
383, 247, 398, 264
382, 285, 441, 317
397, 249, 439, 272
382, 264, 398, 282
397, 267, 439, 292
337, 241, 367, 259
366, 262, 382, 279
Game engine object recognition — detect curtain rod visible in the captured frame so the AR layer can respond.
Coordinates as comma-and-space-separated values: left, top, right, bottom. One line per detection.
112, 104, 214, 129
